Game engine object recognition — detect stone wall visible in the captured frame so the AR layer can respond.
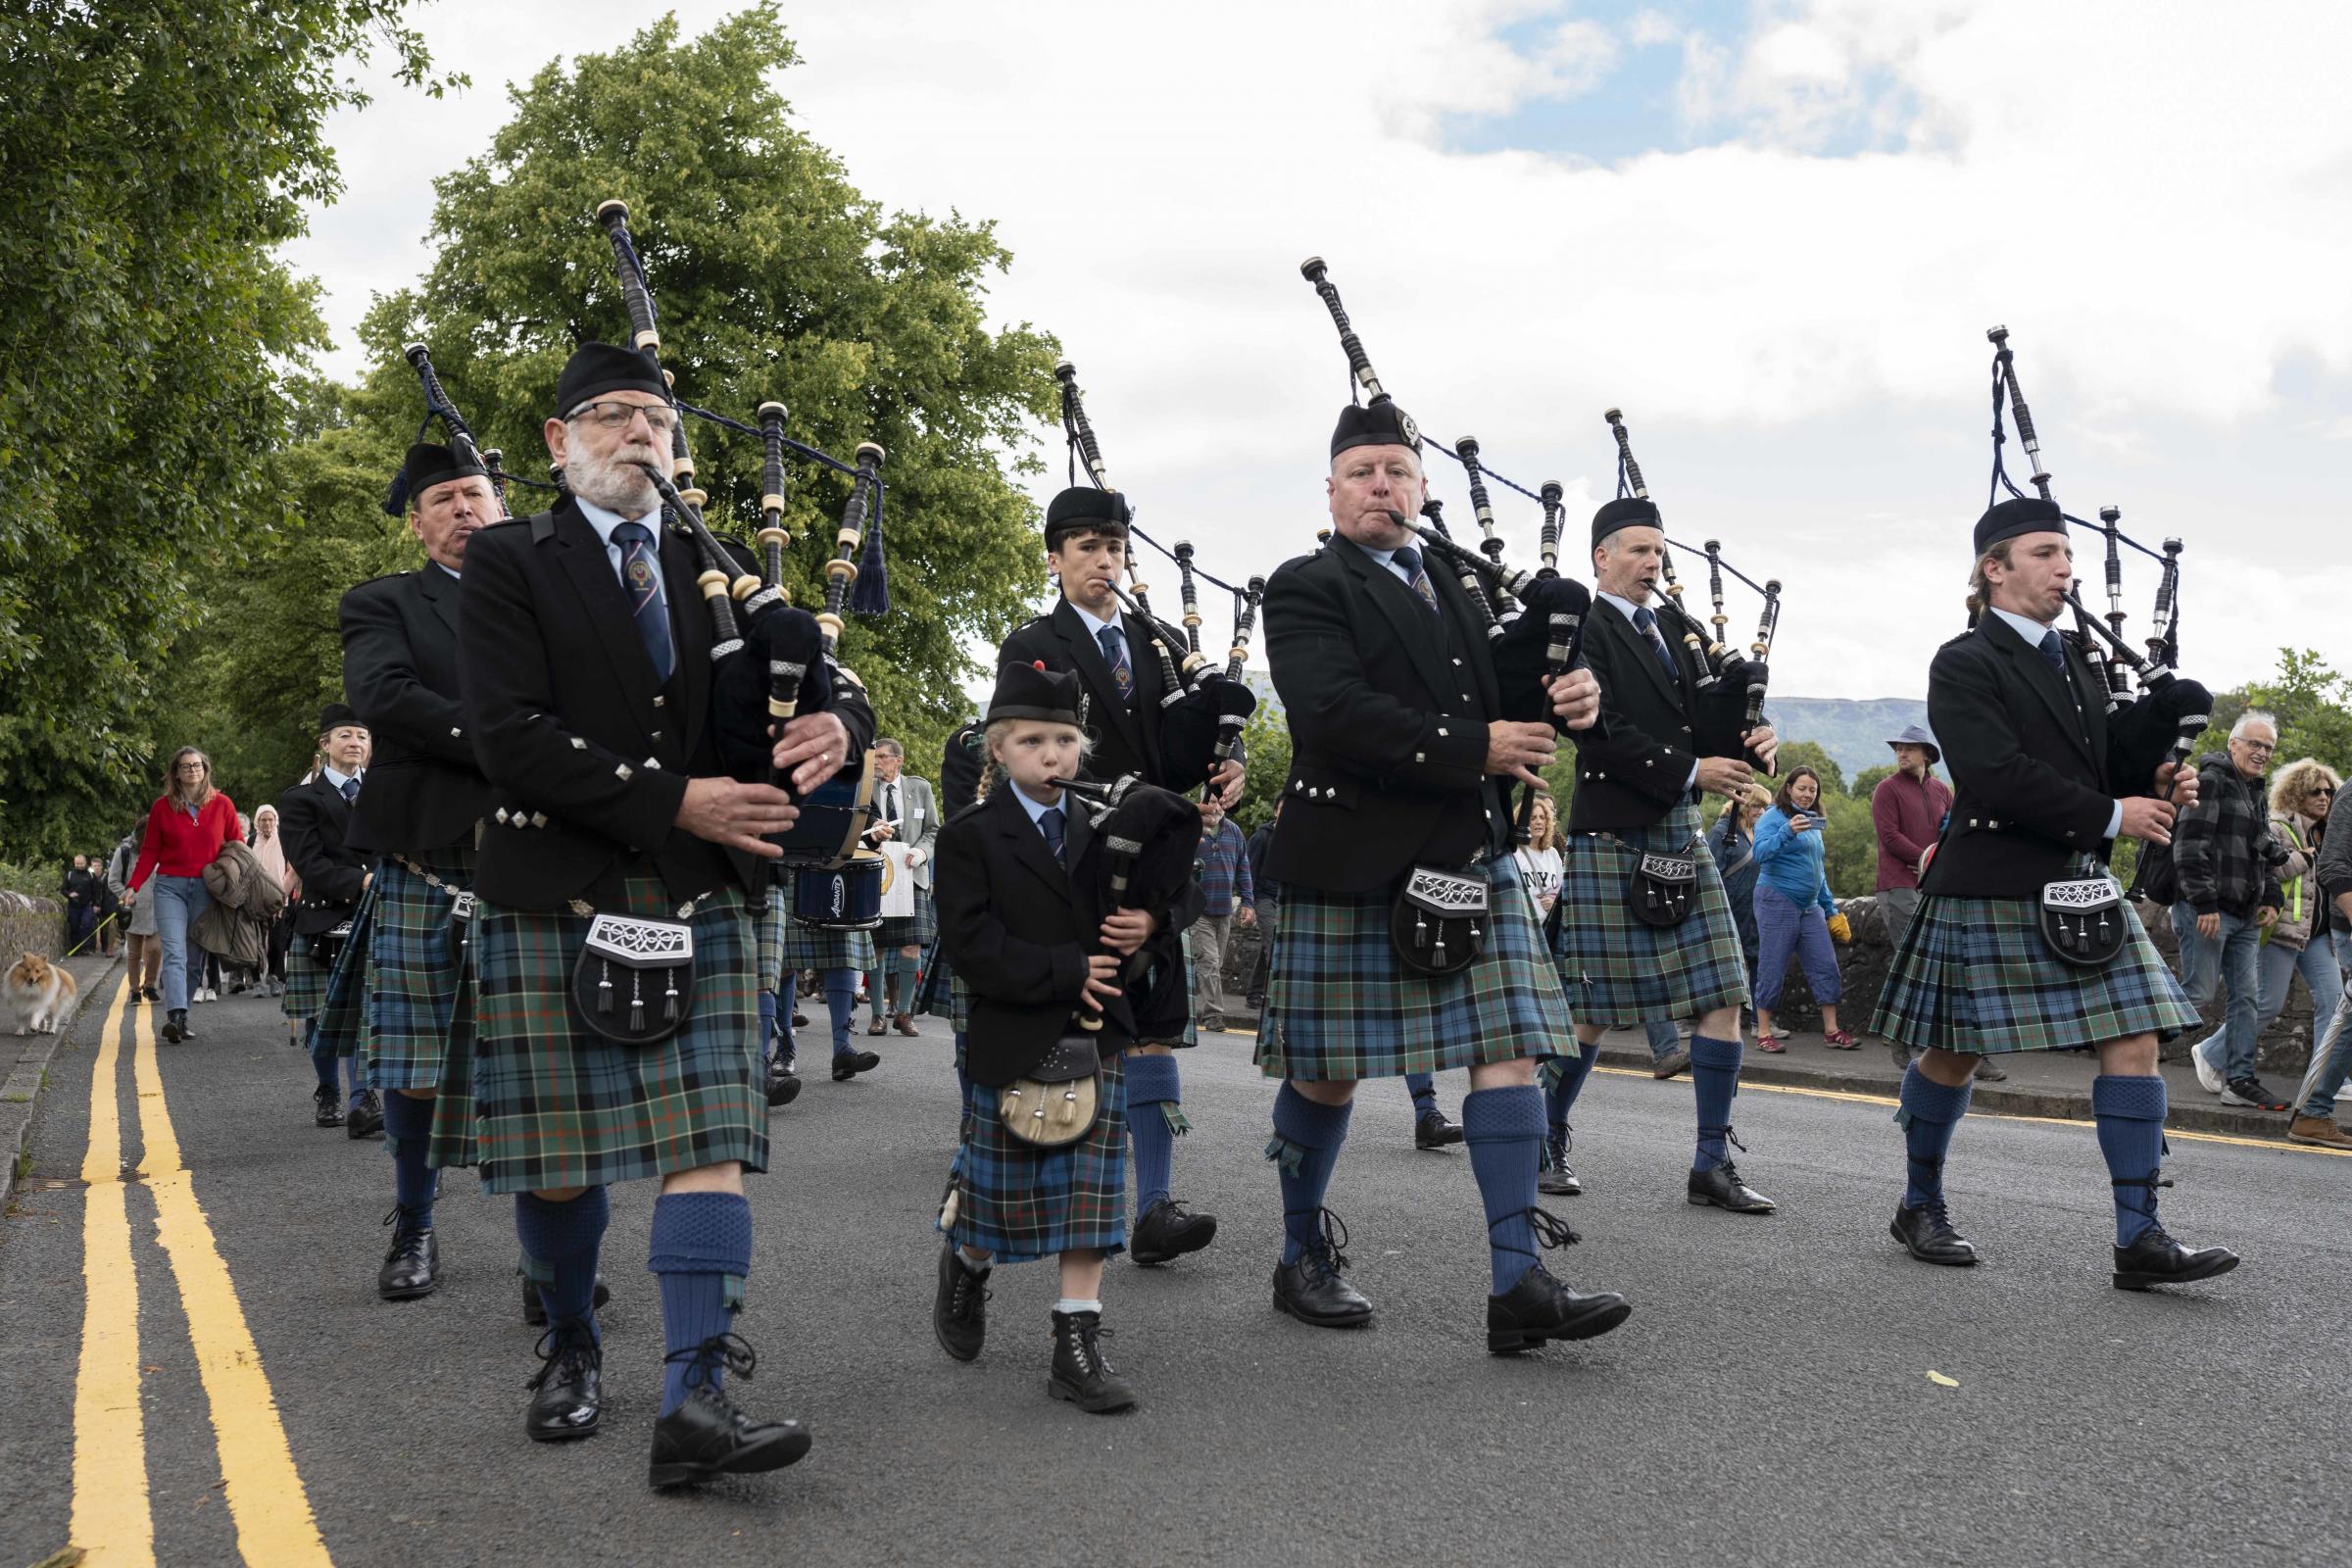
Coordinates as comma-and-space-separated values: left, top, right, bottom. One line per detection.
0, 891, 63, 964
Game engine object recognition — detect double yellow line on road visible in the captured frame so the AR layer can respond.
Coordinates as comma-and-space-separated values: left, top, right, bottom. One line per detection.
67, 978, 334, 1565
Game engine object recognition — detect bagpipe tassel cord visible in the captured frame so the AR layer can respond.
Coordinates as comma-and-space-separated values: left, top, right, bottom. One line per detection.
850, 479, 890, 614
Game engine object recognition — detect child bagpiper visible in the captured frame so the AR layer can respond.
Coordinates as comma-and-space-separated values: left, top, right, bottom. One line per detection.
930, 662, 1187, 1413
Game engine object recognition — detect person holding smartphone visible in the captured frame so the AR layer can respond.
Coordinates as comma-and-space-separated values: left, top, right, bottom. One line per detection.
1750, 767, 1852, 1052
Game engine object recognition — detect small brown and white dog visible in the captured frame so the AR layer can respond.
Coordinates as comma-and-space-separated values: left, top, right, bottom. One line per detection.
6, 953, 76, 1036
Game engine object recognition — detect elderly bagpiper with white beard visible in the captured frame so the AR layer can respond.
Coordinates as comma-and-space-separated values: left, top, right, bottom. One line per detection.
457, 342, 873, 1489
1870, 497, 2238, 1290
338, 441, 501, 1302
1251, 398, 1630, 1352
1542, 498, 1781, 1213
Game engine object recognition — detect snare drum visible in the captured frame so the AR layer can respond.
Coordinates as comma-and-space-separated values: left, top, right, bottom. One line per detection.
774, 752, 877, 867
792, 851, 885, 931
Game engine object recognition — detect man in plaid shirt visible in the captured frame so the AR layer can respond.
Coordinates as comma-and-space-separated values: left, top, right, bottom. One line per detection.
1190, 798, 1254, 1032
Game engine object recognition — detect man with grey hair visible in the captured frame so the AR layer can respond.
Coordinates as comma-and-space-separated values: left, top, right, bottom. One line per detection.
860, 737, 938, 1036
2178, 710, 2289, 1109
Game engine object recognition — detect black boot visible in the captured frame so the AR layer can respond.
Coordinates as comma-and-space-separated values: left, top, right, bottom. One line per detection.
1485, 1206, 1631, 1352
764, 1057, 803, 1107
1688, 1129, 1775, 1213
2111, 1171, 2239, 1291
648, 1334, 811, 1488
1538, 1128, 1582, 1196
313, 1083, 344, 1128
1048, 1310, 1137, 1414
523, 1320, 603, 1443
1414, 1109, 1465, 1151
933, 1242, 989, 1362
346, 1088, 384, 1139
377, 1206, 441, 1299
161, 1008, 188, 1044
520, 1273, 612, 1327
1130, 1197, 1217, 1266
830, 1049, 881, 1081
1889, 1200, 1978, 1266
1271, 1207, 1374, 1328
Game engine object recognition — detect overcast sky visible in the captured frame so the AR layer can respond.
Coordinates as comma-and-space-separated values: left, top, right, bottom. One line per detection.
285, 0, 2352, 703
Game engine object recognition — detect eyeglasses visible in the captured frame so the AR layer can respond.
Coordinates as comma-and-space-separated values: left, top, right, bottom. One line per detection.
175, 762, 206, 771
571, 401, 678, 437
2237, 741, 2277, 757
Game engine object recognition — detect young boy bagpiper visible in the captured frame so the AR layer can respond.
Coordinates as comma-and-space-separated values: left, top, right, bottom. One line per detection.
929, 662, 1195, 1412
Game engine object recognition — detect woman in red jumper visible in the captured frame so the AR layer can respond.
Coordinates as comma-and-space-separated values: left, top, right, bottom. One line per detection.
123, 747, 242, 1042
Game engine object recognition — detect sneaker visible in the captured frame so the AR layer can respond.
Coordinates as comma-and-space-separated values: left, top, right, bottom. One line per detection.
2219, 1076, 2289, 1112
2190, 1039, 2226, 1095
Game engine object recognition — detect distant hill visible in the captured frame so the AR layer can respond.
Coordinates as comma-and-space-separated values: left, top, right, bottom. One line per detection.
1766, 696, 1930, 783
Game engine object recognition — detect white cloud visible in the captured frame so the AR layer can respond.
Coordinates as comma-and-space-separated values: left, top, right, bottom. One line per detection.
283, 0, 2352, 703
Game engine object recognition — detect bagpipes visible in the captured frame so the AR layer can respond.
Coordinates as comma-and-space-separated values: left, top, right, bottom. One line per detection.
1602, 407, 1782, 756
591, 198, 899, 911
1984, 326, 2210, 773
1298, 256, 1592, 840
1054, 359, 1259, 796
386, 343, 564, 518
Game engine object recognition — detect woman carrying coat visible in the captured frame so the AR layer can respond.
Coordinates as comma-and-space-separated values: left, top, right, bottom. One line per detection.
1751, 767, 1853, 1052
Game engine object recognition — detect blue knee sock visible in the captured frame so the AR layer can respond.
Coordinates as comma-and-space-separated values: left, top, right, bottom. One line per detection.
1463, 1085, 1546, 1294
1544, 1049, 1597, 1139
2091, 1075, 2169, 1246
1406, 1072, 1438, 1127
1268, 1083, 1351, 1264
515, 1187, 611, 1343
381, 1093, 438, 1226
825, 973, 857, 1056
865, 967, 887, 1023
1126, 1054, 1181, 1212
311, 1028, 338, 1092
895, 952, 923, 1014
649, 1191, 755, 1416
757, 988, 777, 1061
347, 1052, 367, 1099
1689, 1034, 1742, 1171
1894, 1064, 1972, 1208
776, 1001, 797, 1070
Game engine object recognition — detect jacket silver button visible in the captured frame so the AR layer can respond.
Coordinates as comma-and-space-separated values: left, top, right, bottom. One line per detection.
1969, 818, 1979, 827
650, 730, 662, 741
495, 808, 511, 825
653, 695, 665, 708
1415, 752, 1426, 763
450, 726, 463, 738
615, 763, 633, 781
570, 738, 586, 750
1438, 727, 1449, 737
530, 812, 548, 829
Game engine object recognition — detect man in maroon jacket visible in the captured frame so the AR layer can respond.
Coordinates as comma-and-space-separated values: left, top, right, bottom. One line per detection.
1872, 725, 2001, 1079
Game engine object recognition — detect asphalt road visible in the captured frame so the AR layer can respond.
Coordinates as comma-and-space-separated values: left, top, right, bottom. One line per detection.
3, 968, 2347, 1568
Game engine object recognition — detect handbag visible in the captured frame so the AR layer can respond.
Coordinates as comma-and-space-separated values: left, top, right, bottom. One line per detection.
570, 912, 697, 1045
1627, 843, 1699, 928
998, 1031, 1103, 1148
1389, 865, 1489, 977
2038, 875, 2128, 967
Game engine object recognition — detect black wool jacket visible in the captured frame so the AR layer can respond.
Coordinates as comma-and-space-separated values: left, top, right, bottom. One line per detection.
1565, 595, 1756, 834
338, 564, 495, 856
278, 772, 369, 936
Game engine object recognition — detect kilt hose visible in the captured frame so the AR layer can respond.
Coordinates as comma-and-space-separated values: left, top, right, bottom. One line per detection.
943, 1051, 1128, 1262
1253, 855, 1570, 1082
471, 873, 764, 1197
1871, 886, 2199, 1055
874, 885, 937, 953
1552, 801, 1751, 1026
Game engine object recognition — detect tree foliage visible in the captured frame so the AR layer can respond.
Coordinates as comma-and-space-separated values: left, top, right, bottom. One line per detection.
0, 0, 456, 861
352, 4, 1059, 779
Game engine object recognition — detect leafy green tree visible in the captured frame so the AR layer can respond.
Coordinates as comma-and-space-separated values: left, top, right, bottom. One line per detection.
0, 0, 455, 862
1849, 762, 1895, 801
1232, 707, 1294, 834
352, 4, 1059, 779
2189, 650, 2352, 772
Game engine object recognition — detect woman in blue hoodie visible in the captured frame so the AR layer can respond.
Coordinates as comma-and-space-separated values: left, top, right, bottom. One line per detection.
1752, 767, 1852, 1051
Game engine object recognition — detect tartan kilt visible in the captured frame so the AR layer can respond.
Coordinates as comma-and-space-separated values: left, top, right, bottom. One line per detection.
874, 886, 937, 951
1551, 802, 1751, 1026
364, 849, 475, 1095
755, 898, 790, 990
921, 939, 957, 1019
777, 907, 876, 974
306, 885, 377, 1083
942, 1051, 1127, 1262
1870, 888, 2199, 1054
471, 874, 764, 1196
1254, 855, 1571, 1082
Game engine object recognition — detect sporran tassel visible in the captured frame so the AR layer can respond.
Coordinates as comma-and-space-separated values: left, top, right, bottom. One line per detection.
630, 970, 645, 1031
598, 959, 614, 1014
663, 970, 680, 1022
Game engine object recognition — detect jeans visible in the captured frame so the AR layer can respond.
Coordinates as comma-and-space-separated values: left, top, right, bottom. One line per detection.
2259, 936, 2342, 1043
148, 874, 212, 1013
2170, 901, 2220, 1004
1246, 901, 1278, 1007
2184, 909, 2264, 1082
1190, 911, 1235, 1026
1752, 883, 1842, 1012
2292, 932, 2352, 1117
1645, 1020, 1683, 1062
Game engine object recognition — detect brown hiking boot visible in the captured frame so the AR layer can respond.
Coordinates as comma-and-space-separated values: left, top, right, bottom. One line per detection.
2288, 1114, 2351, 1149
